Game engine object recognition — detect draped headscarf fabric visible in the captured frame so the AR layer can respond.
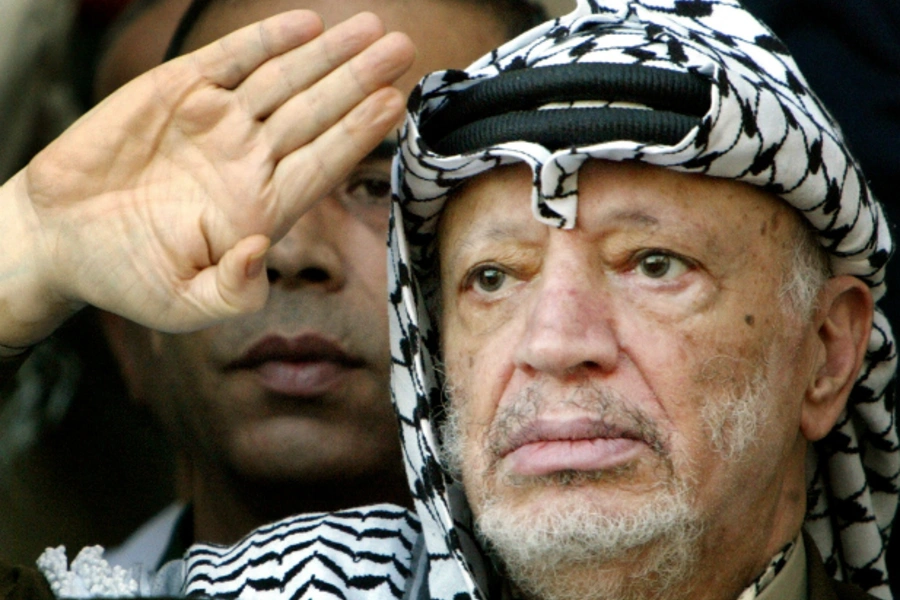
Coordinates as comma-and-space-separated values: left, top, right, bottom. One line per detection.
391, 0, 898, 598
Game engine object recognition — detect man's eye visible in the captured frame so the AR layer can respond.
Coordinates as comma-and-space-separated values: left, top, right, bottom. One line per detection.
342, 173, 392, 207
471, 267, 508, 293
636, 252, 689, 280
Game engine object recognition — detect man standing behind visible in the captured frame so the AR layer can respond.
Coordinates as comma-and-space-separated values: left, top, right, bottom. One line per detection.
0, 8, 414, 597
91, 0, 545, 572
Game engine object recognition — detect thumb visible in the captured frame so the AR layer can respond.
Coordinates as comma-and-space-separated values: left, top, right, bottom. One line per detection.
193, 234, 271, 321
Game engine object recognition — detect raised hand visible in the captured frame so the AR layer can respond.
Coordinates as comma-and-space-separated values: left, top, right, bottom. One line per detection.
0, 10, 414, 349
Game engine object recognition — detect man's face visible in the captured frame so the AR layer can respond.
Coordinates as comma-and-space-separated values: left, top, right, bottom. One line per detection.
114, 0, 507, 504
438, 160, 821, 598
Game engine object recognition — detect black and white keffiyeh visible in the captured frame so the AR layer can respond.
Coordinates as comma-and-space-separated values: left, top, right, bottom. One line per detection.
390, 0, 898, 598
182, 506, 421, 598
57, 2, 892, 599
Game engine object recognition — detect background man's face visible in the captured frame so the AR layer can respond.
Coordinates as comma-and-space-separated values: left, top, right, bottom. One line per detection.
437, 160, 821, 597
115, 0, 508, 501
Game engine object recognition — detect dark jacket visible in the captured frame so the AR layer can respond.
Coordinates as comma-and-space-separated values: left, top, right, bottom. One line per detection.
807, 536, 879, 600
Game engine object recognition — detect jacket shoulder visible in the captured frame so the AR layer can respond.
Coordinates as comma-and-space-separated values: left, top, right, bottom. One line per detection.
804, 532, 882, 600
828, 579, 881, 600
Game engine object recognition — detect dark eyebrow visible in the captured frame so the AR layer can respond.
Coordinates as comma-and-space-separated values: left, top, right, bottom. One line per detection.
605, 210, 660, 228
444, 221, 539, 269
365, 139, 398, 161
481, 222, 531, 242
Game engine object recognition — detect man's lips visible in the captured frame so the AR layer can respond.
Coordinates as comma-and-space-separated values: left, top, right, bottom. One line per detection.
496, 418, 651, 477
225, 335, 364, 397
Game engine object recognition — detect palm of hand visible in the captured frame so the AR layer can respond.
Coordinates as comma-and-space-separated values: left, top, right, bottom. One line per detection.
17, 10, 412, 333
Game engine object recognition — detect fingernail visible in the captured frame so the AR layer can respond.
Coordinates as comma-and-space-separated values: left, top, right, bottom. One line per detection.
246, 251, 267, 279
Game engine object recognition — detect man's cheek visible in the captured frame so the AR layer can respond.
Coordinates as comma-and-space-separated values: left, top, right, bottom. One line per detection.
644, 306, 770, 389
444, 341, 492, 409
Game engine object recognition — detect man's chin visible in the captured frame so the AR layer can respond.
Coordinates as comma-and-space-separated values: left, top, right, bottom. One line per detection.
472, 478, 703, 600
484, 457, 677, 511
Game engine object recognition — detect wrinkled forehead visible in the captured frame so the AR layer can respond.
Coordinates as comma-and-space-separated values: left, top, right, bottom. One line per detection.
395, 0, 889, 297
435, 159, 803, 253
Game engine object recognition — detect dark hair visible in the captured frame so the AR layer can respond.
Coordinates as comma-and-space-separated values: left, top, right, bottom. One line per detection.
164, 0, 548, 61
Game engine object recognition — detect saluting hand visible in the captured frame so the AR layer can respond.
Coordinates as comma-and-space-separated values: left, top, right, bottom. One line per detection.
0, 9, 414, 348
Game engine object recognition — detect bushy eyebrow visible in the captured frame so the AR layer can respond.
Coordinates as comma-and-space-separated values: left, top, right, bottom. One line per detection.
600, 209, 660, 228
443, 220, 541, 269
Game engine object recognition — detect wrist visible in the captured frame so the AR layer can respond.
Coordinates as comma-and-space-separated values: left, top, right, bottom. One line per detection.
0, 170, 82, 348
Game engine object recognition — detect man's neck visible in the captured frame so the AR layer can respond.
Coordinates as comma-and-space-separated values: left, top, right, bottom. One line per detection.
501, 513, 805, 600
506, 539, 804, 600
189, 462, 412, 546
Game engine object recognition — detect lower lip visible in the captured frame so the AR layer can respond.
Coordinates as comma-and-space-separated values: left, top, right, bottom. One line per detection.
253, 361, 348, 396
503, 438, 646, 477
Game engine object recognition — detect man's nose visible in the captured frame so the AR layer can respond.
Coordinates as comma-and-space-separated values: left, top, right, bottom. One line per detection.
514, 258, 618, 378
264, 199, 345, 291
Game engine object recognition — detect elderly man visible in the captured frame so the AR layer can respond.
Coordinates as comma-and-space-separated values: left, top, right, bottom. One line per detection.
384, 1, 898, 599
1, 0, 896, 599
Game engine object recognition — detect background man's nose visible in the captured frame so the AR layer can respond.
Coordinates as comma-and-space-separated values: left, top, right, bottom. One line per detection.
264, 201, 345, 291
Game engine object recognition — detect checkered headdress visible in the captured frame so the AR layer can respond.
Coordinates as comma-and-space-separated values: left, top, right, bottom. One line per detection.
390, 0, 898, 598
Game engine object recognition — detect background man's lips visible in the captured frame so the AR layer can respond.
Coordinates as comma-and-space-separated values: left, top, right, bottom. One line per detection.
253, 360, 350, 397
503, 437, 646, 477
225, 334, 364, 397
226, 334, 363, 370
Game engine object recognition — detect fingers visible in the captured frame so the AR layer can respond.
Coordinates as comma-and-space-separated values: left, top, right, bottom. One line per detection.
237, 11, 387, 120
265, 31, 416, 159
271, 86, 406, 226
190, 10, 325, 90
188, 235, 271, 322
